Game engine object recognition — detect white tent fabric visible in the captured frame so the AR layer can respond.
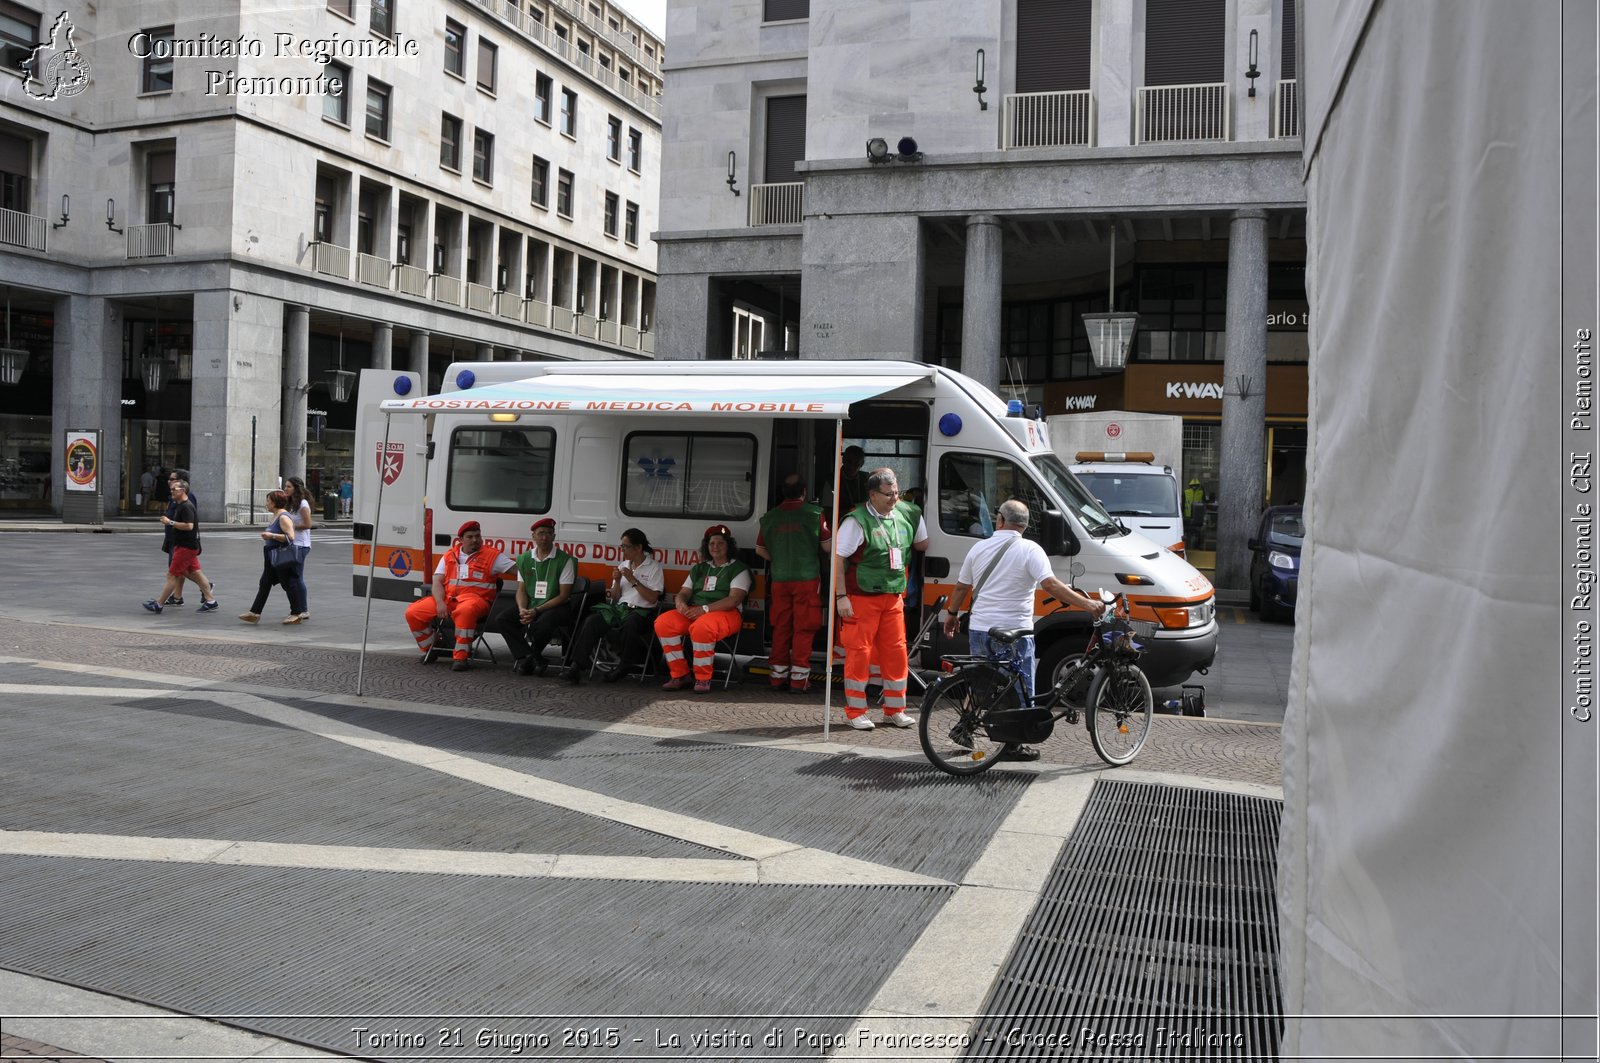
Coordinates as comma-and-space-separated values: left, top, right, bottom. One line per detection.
1282, 1, 1592, 1057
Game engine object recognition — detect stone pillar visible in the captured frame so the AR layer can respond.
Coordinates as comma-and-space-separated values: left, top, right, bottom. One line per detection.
282, 304, 310, 482
1097, 0, 1137, 147
961, 214, 1004, 391
654, 273, 709, 360
476, 344, 494, 361
371, 322, 393, 370
1214, 208, 1269, 596
51, 294, 119, 520
408, 330, 429, 379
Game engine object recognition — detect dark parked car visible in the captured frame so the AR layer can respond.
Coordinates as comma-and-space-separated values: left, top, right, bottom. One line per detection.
1248, 505, 1304, 623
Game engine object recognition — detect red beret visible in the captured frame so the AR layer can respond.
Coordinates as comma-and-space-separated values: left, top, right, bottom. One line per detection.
457, 520, 480, 538
704, 524, 731, 539
530, 517, 556, 532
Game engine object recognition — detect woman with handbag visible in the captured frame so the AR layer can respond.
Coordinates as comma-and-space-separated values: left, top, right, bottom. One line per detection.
284, 475, 316, 618
239, 490, 308, 624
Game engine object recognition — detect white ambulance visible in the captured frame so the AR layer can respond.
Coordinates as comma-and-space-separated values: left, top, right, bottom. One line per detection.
351, 360, 1216, 689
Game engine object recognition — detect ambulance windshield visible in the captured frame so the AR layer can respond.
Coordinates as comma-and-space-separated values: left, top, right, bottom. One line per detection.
1032, 454, 1123, 538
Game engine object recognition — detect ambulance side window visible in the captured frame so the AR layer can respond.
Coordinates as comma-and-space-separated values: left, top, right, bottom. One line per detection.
622, 432, 756, 520
937, 453, 1049, 543
447, 426, 556, 513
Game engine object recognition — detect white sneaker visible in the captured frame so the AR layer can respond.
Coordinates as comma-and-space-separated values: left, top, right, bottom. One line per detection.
883, 712, 916, 728
845, 714, 875, 731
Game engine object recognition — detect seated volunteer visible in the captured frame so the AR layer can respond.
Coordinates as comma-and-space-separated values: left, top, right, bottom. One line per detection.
405, 520, 515, 672
491, 517, 577, 676
941, 498, 1106, 761
563, 528, 663, 683
654, 524, 751, 693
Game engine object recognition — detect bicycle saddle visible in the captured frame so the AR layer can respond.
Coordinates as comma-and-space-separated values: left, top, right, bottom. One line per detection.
986, 626, 1034, 644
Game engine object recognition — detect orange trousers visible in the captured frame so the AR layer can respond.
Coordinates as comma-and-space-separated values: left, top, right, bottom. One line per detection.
406, 594, 493, 662
840, 593, 909, 718
654, 608, 742, 681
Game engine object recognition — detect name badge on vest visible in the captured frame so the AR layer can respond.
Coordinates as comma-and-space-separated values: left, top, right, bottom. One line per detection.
534, 580, 549, 600
703, 575, 719, 592
889, 546, 903, 571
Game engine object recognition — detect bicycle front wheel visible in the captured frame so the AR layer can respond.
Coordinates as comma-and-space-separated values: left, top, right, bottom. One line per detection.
918, 665, 1017, 776
1086, 663, 1153, 766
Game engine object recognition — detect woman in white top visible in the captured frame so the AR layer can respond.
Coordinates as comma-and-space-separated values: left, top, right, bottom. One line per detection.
563, 528, 664, 683
284, 476, 315, 618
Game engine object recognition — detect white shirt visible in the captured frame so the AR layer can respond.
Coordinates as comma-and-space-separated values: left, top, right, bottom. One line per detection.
292, 500, 313, 548
434, 547, 517, 581
833, 503, 930, 557
615, 555, 665, 608
957, 529, 1054, 634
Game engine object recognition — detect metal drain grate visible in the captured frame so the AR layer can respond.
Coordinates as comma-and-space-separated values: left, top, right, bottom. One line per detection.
965, 780, 1283, 1059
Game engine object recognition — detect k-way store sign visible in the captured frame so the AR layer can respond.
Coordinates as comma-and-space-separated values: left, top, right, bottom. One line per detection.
1045, 364, 1308, 417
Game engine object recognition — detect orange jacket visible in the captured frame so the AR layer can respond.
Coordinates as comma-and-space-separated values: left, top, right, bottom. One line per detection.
439, 543, 502, 606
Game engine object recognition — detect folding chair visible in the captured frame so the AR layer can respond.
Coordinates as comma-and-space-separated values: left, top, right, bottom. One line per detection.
423, 579, 507, 666
546, 575, 592, 669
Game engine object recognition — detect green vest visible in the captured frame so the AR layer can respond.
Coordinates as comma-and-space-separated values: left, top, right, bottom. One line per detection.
846, 501, 918, 594
1184, 483, 1205, 519
759, 501, 824, 583
516, 548, 572, 606
687, 559, 749, 606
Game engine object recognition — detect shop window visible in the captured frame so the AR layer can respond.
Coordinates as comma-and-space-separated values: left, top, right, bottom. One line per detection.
447, 426, 556, 513
622, 432, 756, 520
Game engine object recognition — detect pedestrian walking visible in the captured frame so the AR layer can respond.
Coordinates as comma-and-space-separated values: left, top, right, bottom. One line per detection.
566, 528, 663, 683
654, 525, 750, 693
405, 520, 515, 671
756, 474, 830, 693
283, 476, 315, 617
940, 499, 1105, 760
491, 517, 577, 676
144, 479, 218, 614
160, 468, 206, 606
833, 467, 928, 729
338, 476, 353, 519
239, 490, 308, 624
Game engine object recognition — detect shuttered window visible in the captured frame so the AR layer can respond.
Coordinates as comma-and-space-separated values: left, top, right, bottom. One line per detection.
763, 0, 808, 21
1016, 0, 1091, 93
763, 95, 806, 182
1145, 0, 1224, 85
1281, 0, 1297, 80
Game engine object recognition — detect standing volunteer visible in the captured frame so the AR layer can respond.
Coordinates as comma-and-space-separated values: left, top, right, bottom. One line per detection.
756, 474, 830, 694
833, 467, 928, 729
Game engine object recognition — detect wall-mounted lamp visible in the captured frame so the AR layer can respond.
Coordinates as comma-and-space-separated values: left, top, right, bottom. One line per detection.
866, 138, 891, 164
1245, 29, 1261, 97
974, 48, 988, 111
105, 197, 122, 234
51, 194, 70, 230
432, 243, 445, 274
726, 150, 740, 196
496, 264, 509, 292
896, 136, 922, 162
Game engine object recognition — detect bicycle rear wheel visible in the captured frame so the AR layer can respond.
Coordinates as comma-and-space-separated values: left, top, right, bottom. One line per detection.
918, 665, 1017, 776
1086, 663, 1153, 766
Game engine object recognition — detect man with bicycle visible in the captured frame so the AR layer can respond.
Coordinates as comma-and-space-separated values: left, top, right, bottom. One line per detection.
941, 499, 1105, 761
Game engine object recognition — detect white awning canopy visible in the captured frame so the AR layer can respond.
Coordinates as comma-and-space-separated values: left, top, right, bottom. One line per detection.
378, 371, 927, 419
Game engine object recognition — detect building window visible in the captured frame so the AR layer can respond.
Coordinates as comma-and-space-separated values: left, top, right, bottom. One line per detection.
477, 38, 497, 92
443, 18, 465, 77
327, 0, 354, 18
147, 150, 176, 225
606, 116, 622, 162
370, 0, 394, 38
763, 0, 809, 20
624, 200, 638, 245
577, 38, 590, 57
322, 62, 351, 124
0, 131, 31, 213
627, 127, 642, 172
365, 79, 391, 139
140, 25, 174, 92
603, 191, 619, 237
622, 432, 757, 520
531, 155, 549, 207
1136, 264, 1228, 361
396, 221, 412, 265
560, 88, 578, 137
599, 53, 611, 70
618, 64, 631, 84
534, 72, 553, 124
556, 168, 574, 219
472, 129, 494, 183
440, 112, 462, 170
1, 1, 39, 73
530, 6, 544, 24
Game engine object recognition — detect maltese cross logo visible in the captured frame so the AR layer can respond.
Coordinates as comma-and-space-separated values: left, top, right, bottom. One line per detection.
376, 441, 405, 486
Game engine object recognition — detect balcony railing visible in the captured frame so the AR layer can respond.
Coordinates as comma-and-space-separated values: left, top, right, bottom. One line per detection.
525, 299, 551, 327
600, 319, 620, 345
1003, 90, 1095, 149
465, 281, 496, 313
127, 222, 176, 259
395, 263, 430, 297
356, 252, 390, 287
639, 330, 654, 354
551, 305, 575, 332
1274, 79, 1300, 138
433, 274, 462, 306
575, 314, 598, 339
1136, 82, 1230, 143
308, 239, 350, 277
0, 207, 46, 252
466, 0, 661, 117
495, 292, 524, 320
620, 323, 640, 349
749, 182, 803, 226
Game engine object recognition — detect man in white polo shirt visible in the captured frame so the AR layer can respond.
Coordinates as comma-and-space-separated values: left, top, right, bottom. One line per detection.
941, 498, 1104, 760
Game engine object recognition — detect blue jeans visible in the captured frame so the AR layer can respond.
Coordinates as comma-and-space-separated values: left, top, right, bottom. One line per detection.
968, 631, 1036, 701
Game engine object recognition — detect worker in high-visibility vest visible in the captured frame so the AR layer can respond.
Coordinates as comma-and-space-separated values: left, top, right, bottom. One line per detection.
405, 520, 515, 672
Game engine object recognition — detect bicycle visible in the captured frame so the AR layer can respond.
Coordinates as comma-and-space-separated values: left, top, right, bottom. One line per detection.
917, 591, 1155, 775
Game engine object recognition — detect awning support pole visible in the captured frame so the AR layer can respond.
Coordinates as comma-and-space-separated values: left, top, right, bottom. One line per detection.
822, 417, 844, 739
356, 410, 393, 696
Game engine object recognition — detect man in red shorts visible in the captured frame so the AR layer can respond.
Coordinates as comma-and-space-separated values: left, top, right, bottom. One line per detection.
143, 479, 218, 613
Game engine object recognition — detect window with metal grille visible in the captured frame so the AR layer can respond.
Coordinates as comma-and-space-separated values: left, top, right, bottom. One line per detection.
1144, 0, 1224, 84
1281, 0, 1297, 80
763, 0, 808, 21
1015, 0, 1090, 93
763, 95, 806, 182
